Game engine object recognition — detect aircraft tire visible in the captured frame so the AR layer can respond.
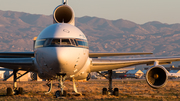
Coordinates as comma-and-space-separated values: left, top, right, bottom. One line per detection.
55, 90, 61, 98
18, 87, 23, 95
14, 90, 19, 95
102, 88, 108, 95
55, 90, 67, 98
113, 88, 119, 96
7, 87, 13, 96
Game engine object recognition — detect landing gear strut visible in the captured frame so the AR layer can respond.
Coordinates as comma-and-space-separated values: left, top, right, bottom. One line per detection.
72, 77, 82, 95
6, 70, 27, 96
45, 80, 52, 94
97, 70, 119, 96
55, 74, 67, 98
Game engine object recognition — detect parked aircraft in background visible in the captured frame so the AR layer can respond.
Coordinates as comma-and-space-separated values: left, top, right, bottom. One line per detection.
1, 0, 180, 97
168, 73, 180, 79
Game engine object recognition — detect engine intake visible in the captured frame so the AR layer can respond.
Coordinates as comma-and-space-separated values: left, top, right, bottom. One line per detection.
146, 65, 168, 89
53, 4, 75, 25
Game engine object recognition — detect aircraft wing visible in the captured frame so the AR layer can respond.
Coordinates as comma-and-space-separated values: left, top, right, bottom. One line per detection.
0, 58, 37, 72
0, 52, 34, 57
0, 52, 36, 72
89, 52, 152, 58
90, 56, 180, 72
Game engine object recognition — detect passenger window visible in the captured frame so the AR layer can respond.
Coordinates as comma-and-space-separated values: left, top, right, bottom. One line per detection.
61, 39, 71, 45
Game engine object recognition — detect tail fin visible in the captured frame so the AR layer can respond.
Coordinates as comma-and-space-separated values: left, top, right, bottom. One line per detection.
62, 0, 68, 5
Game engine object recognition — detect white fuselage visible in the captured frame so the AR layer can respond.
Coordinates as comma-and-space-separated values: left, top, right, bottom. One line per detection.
34, 23, 90, 80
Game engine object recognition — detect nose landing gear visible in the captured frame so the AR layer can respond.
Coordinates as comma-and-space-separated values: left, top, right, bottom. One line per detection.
45, 73, 82, 98
72, 77, 82, 96
45, 80, 53, 94
55, 74, 67, 98
45, 74, 67, 98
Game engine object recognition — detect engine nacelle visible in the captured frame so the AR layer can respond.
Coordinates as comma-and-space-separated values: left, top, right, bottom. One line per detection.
146, 65, 168, 89
53, 4, 75, 25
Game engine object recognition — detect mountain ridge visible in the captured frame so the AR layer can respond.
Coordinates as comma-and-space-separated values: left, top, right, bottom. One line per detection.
0, 10, 180, 58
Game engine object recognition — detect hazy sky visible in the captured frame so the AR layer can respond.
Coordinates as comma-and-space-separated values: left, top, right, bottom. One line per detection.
0, 0, 180, 24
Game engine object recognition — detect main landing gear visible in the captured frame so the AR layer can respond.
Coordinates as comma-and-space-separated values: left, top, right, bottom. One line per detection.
97, 70, 119, 96
5, 70, 28, 96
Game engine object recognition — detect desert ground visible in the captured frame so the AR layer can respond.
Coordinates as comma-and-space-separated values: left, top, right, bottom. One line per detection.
0, 79, 180, 101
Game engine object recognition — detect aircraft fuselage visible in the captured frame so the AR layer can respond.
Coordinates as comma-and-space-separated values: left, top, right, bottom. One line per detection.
34, 23, 90, 80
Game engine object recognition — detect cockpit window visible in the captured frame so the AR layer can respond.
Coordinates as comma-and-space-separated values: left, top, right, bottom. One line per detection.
51, 39, 60, 45
61, 39, 71, 45
73, 39, 78, 46
76, 39, 88, 47
35, 38, 88, 49
44, 39, 52, 46
70, 39, 76, 46
35, 39, 46, 48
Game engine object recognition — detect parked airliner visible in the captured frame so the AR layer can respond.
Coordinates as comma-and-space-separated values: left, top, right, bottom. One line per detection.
1, 0, 180, 97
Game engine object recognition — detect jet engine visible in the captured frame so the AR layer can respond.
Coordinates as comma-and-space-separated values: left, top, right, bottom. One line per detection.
53, 4, 75, 25
146, 65, 168, 89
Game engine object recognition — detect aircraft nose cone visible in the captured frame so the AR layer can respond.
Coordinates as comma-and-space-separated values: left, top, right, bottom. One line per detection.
56, 49, 68, 66
55, 48, 77, 73
36, 47, 88, 76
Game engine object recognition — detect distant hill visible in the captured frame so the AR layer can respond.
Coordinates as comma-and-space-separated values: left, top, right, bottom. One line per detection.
0, 10, 180, 57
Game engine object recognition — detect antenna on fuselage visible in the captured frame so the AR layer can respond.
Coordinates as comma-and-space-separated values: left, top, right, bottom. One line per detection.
62, 0, 68, 5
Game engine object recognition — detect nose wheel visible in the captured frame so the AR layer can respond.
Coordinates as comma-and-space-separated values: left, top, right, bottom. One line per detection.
55, 90, 67, 98
55, 74, 67, 98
